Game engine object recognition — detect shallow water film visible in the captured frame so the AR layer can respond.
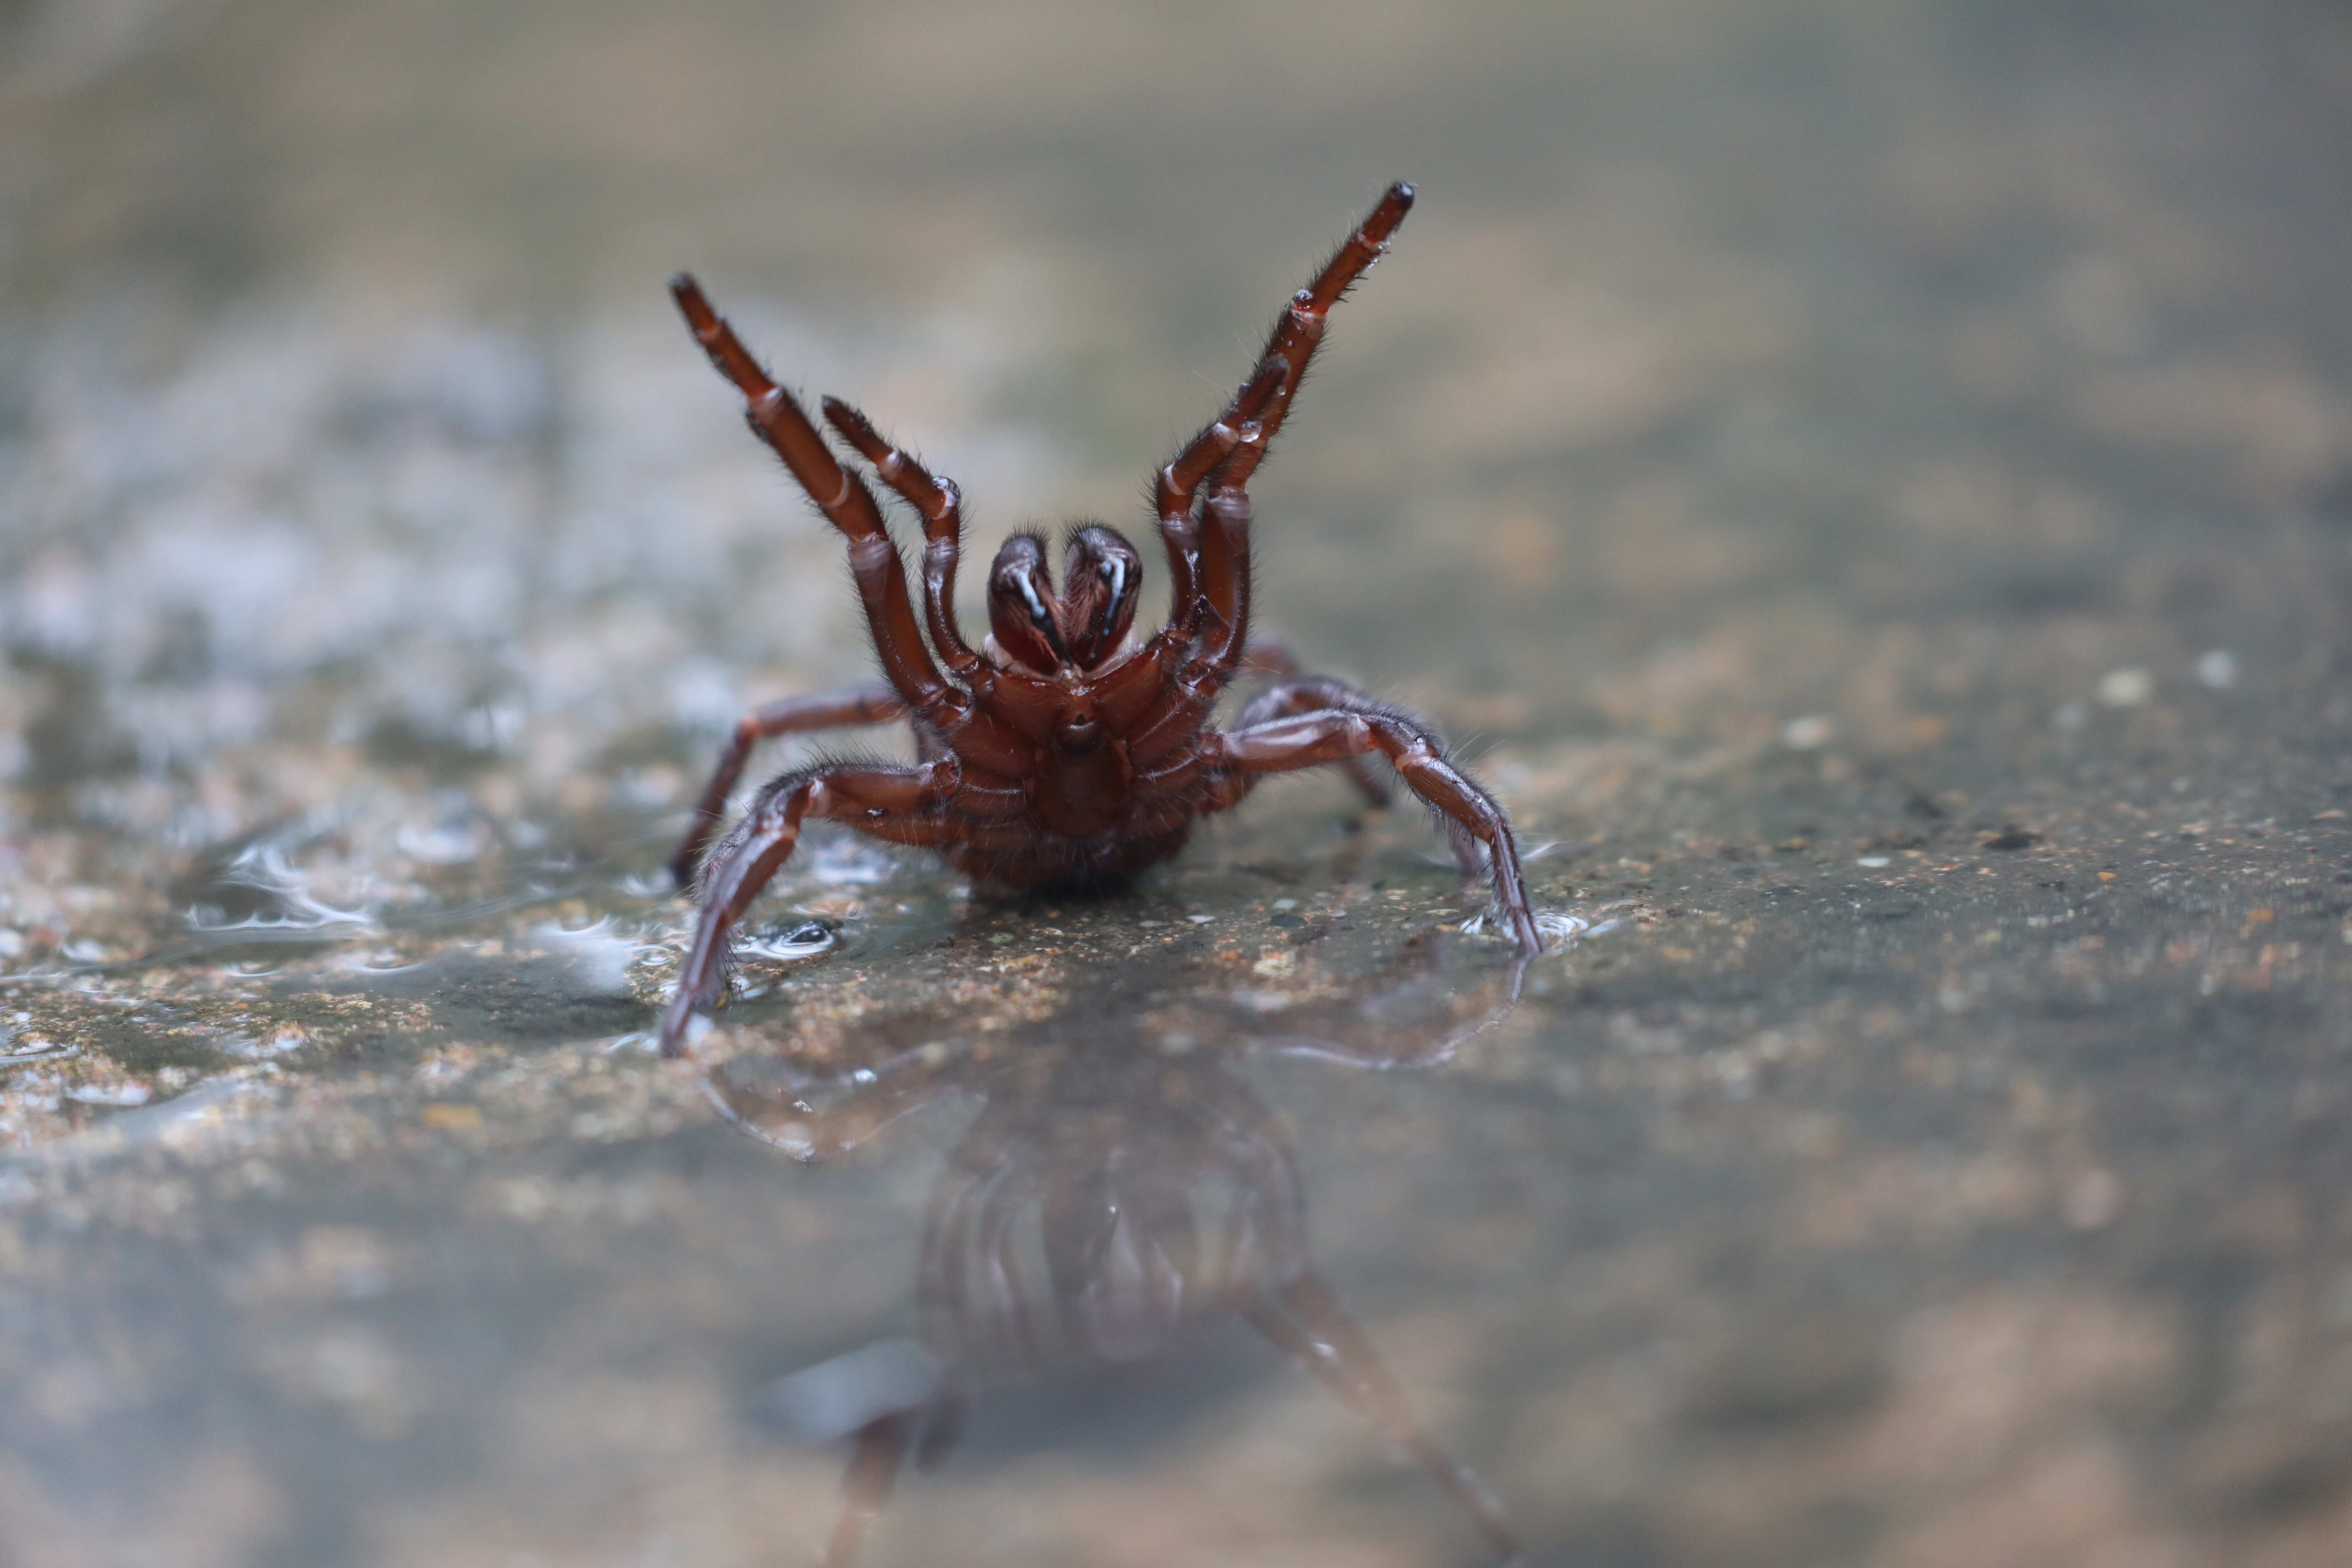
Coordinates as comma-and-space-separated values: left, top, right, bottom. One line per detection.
6, 2, 2352, 1563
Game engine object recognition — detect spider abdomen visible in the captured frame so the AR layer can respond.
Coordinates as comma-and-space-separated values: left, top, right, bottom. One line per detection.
1022, 733, 1133, 840
945, 819, 1192, 891
938, 719, 1214, 887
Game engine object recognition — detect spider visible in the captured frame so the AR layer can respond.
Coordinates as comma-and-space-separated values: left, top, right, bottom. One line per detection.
657, 182, 1540, 1058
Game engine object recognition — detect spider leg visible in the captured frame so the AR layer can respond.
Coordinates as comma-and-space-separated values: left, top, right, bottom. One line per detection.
818, 398, 1071, 743
1229, 662, 1394, 811
1121, 622, 1293, 771
1208, 702, 1540, 955
1215, 181, 1415, 500
667, 683, 908, 888
1127, 185, 1419, 758
657, 760, 954, 1057
1232, 635, 1305, 680
821, 399, 983, 674
1149, 356, 1287, 635
1190, 183, 1418, 674
671, 279, 1029, 776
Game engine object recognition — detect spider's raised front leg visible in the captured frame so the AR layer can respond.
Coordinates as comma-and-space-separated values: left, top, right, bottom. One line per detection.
1206, 693, 1541, 956
820, 399, 982, 676
1189, 181, 1417, 676
1148, 356, 1287, 637
659, 761, 955, 1058
1128, 183, 1417, 770
669, 276, 1029, 780
668, 684, 908, 887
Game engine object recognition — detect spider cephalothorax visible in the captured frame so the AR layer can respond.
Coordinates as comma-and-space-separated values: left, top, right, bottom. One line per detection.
656, 183, 1540, 1057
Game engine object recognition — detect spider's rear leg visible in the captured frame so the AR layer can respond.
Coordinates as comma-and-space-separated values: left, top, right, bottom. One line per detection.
660, 760, 953, 1057
1210, 703, 1540, 955
667, 684, 909, 888
1232, 645, 1395, 812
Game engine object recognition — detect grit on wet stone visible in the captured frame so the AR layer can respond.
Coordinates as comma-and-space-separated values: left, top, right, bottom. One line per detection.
5, 2, 2352, 1566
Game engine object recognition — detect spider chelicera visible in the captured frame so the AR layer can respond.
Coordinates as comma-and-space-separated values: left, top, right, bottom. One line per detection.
657, 182, 1540, 1058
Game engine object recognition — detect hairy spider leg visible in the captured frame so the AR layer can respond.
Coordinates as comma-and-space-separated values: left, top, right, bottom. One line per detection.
668, 276, 1030, 778
1225, 181, 1417, 489
819, 399, 981, 674
1149, 355, 1286, 637
659, 761, 955, 1057
1192, 180, 1416, 680
1127, 183, 1419, 769
1156, 180, 1415, 657
1239, 674, 1495, 874
1231, 642, 1394, 808
667, 684, 909, 887
1230, 635, 1305, 680
670, 278, 948, 708
1205, 702, 1542, 955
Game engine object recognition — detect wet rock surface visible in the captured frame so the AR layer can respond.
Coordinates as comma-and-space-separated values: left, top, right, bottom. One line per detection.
5, 1, 2352, 1563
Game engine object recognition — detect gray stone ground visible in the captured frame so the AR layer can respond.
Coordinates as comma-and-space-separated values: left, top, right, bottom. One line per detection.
4, 1, 2352, 1563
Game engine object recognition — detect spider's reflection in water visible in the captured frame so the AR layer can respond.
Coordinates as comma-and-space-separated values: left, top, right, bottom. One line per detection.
700, 930, 1532, 1566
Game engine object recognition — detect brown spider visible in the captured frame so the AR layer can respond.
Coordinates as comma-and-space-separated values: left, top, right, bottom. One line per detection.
657, 182, 1539, 1058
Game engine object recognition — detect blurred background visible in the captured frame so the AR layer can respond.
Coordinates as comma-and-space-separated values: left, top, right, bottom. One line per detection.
8, 0, 2347, 845
5, 1, 2352, 1564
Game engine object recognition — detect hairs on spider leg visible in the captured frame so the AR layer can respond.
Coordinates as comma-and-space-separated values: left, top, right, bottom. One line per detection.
690, 751, 908, 900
